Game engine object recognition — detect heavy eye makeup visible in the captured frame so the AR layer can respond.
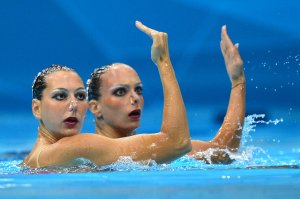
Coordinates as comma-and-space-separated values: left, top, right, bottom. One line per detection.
135, 84, 143, 95
112, 86, 128, 97
51, 89, 69, 101
75, 89, 87, 101
51, 88, 87, 101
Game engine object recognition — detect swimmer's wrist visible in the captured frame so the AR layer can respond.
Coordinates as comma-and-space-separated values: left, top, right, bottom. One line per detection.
231, 82, 245, 89
156, 58, 171, 66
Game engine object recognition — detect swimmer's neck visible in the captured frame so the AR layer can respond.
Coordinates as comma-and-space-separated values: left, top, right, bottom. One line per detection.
38, 123, 58, 144
95, 123, 135, 139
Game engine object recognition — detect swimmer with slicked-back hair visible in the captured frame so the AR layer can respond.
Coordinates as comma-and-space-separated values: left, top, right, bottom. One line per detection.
87, 22, 245, 164
23, 21, 192, 168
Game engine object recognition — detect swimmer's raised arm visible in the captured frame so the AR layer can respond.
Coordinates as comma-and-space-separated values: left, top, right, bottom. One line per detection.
190, 26, 246, 163
213, 25, 245, 150
135, 21, 191, 152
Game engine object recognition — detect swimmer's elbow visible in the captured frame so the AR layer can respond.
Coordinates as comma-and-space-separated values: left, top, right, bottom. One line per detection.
172, 137, 192, 156
159, 128, 192, 159
181, 138, 192, 153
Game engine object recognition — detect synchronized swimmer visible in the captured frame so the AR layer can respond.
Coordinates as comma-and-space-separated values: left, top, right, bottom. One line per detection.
23, 21, 245, 168
87, 22, 245, 164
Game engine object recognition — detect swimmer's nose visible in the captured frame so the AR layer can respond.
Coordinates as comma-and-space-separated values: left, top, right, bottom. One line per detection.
130, 95, 139, 106
69, 100, 78, 113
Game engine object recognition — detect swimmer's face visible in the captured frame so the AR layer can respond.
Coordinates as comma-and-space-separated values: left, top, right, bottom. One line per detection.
32, 71, 88, 139
89, 64, 144, 135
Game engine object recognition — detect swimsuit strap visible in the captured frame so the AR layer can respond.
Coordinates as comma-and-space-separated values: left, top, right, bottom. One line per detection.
35, 123, 56, 168
36, 144, 45, 168
24, 144, 45, 168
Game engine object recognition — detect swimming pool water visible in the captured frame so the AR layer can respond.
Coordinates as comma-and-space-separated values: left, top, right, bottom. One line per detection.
0, 113, 299, 198
1, 169, 299, 199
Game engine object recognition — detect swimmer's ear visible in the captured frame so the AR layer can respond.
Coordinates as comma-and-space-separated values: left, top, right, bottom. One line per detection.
89, 100, 102, 119
32, 99, 41, 119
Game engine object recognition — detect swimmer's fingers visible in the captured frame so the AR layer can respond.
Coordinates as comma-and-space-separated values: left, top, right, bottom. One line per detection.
220, 25, 236, 56
220, 25, 244, 82
135, 20, 168, 43
136, 20, 169, 64
135, 21, 158, 39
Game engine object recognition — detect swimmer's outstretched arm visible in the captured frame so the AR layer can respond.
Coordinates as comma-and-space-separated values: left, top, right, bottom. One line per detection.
33, 22, 191, 167
189, 26, 246, 163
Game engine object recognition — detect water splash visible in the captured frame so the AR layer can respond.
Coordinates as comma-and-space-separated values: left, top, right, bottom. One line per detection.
0, 160, 22, 175
241, 114, 283, 147
20, 158, 102, 174
1, 114, 299, 174
97, 113, 295, 171
250, 53, 300, 93
227, 114, 299, 169
183, 114, 290, 170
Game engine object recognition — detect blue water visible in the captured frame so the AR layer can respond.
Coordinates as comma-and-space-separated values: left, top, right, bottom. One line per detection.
0, 169, 299, 198
1, 113, 300, 198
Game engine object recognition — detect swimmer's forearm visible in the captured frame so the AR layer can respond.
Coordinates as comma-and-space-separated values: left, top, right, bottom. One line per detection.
135, 21, 191, 157
213, 82, 245, 150
157, 58, 191, 152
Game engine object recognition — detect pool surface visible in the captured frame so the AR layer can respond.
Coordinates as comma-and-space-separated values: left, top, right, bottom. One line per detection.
1, 113, 299, 198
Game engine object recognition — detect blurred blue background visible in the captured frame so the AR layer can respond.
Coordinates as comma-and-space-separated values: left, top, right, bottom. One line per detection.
0, 0, 299, 142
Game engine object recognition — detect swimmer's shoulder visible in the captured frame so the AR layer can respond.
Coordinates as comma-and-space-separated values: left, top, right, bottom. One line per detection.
58, 133, 112, 144
22, 149, 40, 168
55, 133, 114, 153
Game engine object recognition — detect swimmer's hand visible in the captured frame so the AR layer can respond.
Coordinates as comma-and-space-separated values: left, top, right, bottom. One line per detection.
220, 25, 245, 86
135, 21, 170, 65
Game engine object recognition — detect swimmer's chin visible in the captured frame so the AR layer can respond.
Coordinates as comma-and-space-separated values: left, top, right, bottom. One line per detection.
59, 129, 81, 139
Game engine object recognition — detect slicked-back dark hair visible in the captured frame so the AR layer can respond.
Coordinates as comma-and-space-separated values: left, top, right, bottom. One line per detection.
32, 64, 74, 100
87, 64, 114, 101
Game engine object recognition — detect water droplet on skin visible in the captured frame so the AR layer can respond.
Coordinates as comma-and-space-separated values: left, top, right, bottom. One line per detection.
149, 143, 156, 148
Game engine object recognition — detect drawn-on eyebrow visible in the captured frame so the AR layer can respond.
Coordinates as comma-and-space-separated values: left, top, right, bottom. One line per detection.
75, 88, 87, 92
51, 88, 69, 93
135, 82, 143, 87
110, 84, 130, 90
